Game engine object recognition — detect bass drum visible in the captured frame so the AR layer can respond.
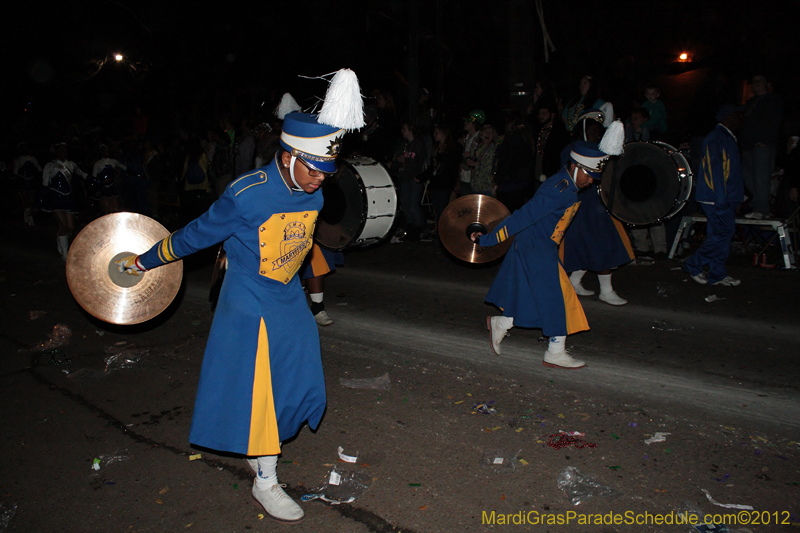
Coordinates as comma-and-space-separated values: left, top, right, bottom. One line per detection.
599, 141, 692, 226
315, 156, 397, 251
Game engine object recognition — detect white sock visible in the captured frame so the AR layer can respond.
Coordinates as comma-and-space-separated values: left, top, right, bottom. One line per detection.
309, 292, 323, 304
497, 316, 514, 331
255, 455, 279, 489
569, 270, 587, 285
548, 335, 566, 354
598, 274, 613, 295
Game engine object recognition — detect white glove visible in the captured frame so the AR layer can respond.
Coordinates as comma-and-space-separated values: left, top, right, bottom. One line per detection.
116, 255, 146, 276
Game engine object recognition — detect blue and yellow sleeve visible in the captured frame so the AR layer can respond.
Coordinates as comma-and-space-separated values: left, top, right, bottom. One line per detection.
139, 186, 243, 269
479, 185, 564, 247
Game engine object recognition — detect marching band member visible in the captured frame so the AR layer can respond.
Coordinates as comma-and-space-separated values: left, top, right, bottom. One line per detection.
116, 70, 364, 522
474, 124, 624, 369
560, 110, 634, 305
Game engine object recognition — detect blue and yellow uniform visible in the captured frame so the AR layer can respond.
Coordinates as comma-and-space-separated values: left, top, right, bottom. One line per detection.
480, 166, 590, 336
684, 123, 743, 284
560, 182, 634, 272
138, 156, 326, 456
558, 142, 634, 273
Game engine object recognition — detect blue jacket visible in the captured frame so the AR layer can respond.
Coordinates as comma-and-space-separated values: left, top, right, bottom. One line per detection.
695, 124, 743, 207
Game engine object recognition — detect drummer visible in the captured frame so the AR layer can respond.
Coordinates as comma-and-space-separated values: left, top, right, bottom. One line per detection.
559, 110, 634, 305
116, 70, 364, 523
472, 131, 623, 369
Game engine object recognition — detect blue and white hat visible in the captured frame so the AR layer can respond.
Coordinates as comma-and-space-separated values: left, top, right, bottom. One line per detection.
280, 112, 344, 174
569, 120, 625, 179
277, 69, 365, 176
569, 141, 610, 179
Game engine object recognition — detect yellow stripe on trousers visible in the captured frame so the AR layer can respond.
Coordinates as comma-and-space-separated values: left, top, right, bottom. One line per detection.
558, 265, 590, 335
247, 318, 281, 456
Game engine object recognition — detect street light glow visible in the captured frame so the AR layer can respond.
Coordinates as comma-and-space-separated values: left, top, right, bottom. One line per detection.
115, 54, 124, 61
679, 52, 689, 62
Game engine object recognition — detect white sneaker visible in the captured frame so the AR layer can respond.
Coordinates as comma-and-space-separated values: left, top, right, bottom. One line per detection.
599, 291, 627, 306
314, 310, 334, 326
744, 212, 764, 220
712, 276, 741, 286
572, 282, 595, 296
690, 272, 708, 285
542, 349, 586, 369
251, 482, 305, 523
486, 316, 510, 356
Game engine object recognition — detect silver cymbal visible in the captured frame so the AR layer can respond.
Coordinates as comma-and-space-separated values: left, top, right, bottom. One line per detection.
66, 212, 183, 325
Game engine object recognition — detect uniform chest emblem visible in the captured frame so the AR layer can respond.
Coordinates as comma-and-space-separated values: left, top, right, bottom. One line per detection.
258, 211, 318, 284
273, 221, 310, 271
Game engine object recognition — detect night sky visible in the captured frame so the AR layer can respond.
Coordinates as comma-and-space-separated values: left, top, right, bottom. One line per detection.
3, 0, 798, 140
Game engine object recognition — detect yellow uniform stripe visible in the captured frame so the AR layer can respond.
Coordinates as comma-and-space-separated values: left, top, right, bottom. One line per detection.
703, 146, 714, 191
558, 265, 590, 335
307, 244, 332, 278
611, 217, 635, 260
247, 318, 281, 456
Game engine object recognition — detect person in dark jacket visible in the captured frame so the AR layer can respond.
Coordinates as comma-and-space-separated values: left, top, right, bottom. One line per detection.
683, 105, 744, 286
494, 113, 535, 212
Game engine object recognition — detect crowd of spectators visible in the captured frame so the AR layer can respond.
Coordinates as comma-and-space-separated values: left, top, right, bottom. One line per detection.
1, 70, 797, 261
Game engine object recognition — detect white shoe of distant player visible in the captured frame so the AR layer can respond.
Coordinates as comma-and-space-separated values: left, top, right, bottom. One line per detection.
572, 282, 595, 296
542, 350, 586, 369
599, 290, 628, 306
251, 481, 304, 523
314, 310, 334, 326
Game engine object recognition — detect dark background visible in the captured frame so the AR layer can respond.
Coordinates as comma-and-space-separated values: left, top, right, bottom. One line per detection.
2, 0, 799, 142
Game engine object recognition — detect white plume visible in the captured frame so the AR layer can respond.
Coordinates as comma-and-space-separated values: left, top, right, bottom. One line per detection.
599, 119, 625, 156
318, 69, 365, 131
275, 93, 301, 120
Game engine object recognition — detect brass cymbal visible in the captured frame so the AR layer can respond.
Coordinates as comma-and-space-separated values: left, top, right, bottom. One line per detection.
66, 213, 183, 325
438, 195, 512, 263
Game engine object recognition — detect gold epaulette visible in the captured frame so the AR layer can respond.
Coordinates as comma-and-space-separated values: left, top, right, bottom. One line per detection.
229, 170, 268, 196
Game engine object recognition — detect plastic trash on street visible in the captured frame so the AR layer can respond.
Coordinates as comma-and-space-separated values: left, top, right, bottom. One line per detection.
104, 347, 149, 372
0, 503, 17, 533
90, 450, 130, 472
302, 465, 372, 504
480, 449, 522, 473
557, 466, 619, 505
32, 323, 72, 352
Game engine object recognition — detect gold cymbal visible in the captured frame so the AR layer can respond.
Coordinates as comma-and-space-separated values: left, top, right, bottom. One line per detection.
66, 213, 183, 325
438, 195, 512, 263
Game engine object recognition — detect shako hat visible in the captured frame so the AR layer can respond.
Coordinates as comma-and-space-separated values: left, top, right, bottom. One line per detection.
277, 69, 365, 176
568, 119, 625, 179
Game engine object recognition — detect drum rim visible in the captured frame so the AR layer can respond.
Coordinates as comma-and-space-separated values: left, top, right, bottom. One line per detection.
599, 140, 693, 226
315, 160, 374, 251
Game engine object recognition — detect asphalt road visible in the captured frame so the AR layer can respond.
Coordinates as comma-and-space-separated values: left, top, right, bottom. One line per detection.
2, 220, 799, 532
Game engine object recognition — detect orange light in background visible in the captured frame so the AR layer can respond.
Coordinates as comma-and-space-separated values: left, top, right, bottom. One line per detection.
678, 52, 689, 62
114, 54, 124, 61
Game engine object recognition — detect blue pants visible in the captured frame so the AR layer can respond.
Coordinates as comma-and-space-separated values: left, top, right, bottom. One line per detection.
684, 203, 737, 284
741, 145, 775, 216
398, 178, 425, 230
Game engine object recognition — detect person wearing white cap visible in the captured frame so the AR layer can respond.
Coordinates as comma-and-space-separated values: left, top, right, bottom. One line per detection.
473, 123, 624, 369
116, 70, 364, 523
